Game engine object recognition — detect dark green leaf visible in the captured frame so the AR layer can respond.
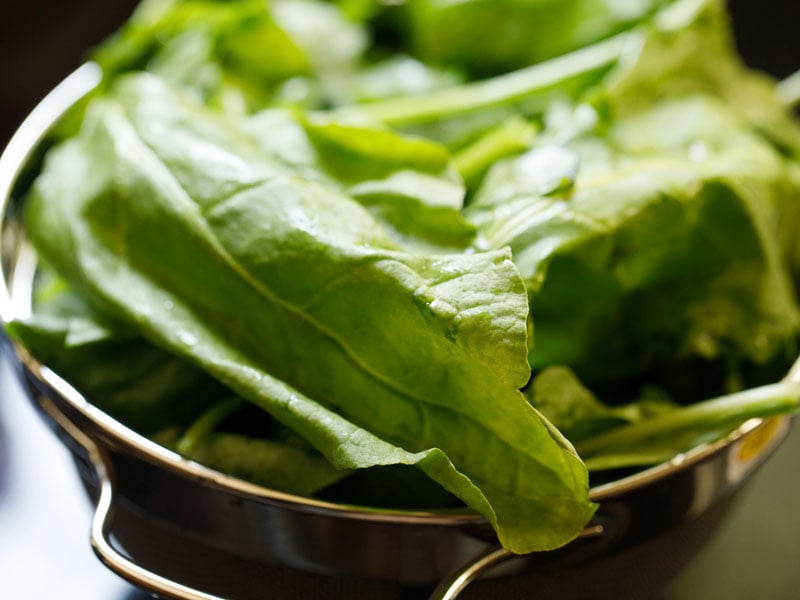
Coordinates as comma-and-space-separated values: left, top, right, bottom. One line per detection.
7, 272, 225, 432
468, 97, 800, 392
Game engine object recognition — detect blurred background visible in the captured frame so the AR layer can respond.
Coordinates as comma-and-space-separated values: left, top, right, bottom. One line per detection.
0, 1, 798, 599
1, 0, 799, 144
0, 0, 138, 143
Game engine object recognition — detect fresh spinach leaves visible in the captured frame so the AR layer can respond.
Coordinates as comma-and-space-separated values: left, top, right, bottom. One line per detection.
8, 0, 800, 554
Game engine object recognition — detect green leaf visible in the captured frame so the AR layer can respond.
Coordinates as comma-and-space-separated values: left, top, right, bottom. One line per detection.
301, 113, 453, 179
527, 366, 633, 442
23, 73, 595, 553
16, 0, 800, 557
93, 0, 367, 113
346, 32, 628, 127
7, 272, 225, 432
157, 427, 351, 497
576, 382, 800, 470
594, 0, 800, 158
453, 116, 539, 188
468, 96, 800, 394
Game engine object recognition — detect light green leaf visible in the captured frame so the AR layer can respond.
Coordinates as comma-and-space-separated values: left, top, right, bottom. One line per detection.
468, 96, 800, 394
24, 74, 595, 553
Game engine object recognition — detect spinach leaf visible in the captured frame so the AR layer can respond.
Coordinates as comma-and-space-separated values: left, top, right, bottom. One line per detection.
154, 398, 351, 497
467, 96, 800, 395
299, 113, 476, 250
186, 433, 351, 496
23, 73, 595, 553
527, 366, 640, 442
453, 116, 539, 188
594, 0, 800, 159
349, 32, 627, 130
7, 271, 224, 432
10, 271, 353, 498
12, 0, 800, 557
575, 382, 800, 470
94, 0, 366, 113
529, 366, 800, 471
100, 75, 476, 254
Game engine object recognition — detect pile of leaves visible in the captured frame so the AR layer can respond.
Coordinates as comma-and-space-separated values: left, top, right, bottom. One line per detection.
9, 0, 800, 553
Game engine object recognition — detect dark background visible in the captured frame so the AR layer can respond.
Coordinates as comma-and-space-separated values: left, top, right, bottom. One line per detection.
0, 0, 799, 144
0, 0, 138, 143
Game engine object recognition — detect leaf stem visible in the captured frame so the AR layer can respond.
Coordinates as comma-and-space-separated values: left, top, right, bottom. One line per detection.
453, 116, 537, 186
177, 397, 246, 455
575, 382, 800, 457
346, 33, 631, 126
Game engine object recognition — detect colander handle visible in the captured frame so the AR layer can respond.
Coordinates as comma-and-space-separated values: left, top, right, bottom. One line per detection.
427, 523, 605, 600
427, 545, 516, 600
39, 396, 224, 600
